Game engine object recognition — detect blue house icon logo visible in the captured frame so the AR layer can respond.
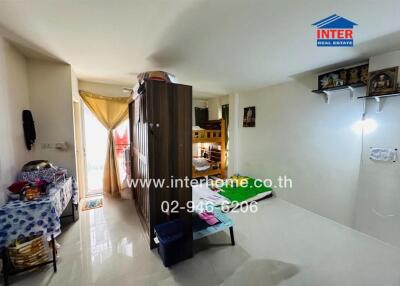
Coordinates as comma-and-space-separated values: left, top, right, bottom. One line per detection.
312, 14, 357, 47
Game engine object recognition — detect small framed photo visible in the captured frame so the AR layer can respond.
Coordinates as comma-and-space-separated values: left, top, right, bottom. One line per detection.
367, 67, 398, 96
243, 106, 256, 127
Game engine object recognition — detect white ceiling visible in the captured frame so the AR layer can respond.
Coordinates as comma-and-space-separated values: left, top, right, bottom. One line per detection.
0, 0, 400, 96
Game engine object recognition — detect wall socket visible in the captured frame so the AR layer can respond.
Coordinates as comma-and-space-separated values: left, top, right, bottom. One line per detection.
41, 143, 53, 149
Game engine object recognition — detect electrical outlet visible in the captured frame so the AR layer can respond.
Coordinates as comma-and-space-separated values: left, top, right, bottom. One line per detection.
41, 143, 52, 149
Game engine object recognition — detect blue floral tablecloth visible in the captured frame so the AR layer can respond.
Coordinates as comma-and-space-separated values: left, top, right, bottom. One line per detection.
0, 178, 76, 249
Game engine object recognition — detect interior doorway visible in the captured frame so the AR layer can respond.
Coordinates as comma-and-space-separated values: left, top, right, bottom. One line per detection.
72, 100, 86, 201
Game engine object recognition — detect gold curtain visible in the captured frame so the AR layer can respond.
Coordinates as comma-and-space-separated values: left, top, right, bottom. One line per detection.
79, 90, 131, 197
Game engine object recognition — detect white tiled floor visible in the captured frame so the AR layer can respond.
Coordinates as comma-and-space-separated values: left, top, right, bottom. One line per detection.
6, 197, 400, 286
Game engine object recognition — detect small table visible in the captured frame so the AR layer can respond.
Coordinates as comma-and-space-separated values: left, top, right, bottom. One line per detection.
193, 208, 235, 245
0, 178, 77, 285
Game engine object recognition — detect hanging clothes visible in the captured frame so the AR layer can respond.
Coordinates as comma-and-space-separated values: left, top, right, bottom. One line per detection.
22, 110, 36, 150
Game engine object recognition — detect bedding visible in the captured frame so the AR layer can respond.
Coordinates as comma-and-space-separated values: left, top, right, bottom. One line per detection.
192, 157, 210, 172
192, 126, 205, 130
219, 177, 272, 203
192, 177, 273, 211
193, 183, 229, 206
18, 166, 68, 184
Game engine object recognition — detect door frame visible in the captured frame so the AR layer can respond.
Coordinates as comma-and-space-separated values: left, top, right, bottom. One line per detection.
72, 99, 87, 201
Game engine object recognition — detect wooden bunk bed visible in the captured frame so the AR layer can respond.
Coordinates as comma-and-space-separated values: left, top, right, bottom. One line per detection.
192, 119, 226, 178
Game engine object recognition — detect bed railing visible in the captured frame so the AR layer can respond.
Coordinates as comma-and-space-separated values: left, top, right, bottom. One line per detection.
192, 129, 221, 141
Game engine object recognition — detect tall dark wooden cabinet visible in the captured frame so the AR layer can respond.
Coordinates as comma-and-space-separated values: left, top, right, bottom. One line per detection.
129, 80, 193, 258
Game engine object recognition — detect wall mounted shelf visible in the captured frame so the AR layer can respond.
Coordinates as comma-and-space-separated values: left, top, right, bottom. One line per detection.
357, 91, 400, 100
312, 83, 366, 104
357, 91, 400, 112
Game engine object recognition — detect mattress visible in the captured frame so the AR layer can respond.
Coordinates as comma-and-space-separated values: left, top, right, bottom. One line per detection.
192, 179, 273, 212
218, 177, 272, 203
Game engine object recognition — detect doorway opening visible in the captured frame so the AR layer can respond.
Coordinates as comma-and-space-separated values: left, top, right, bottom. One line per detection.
82, 104, 131, 198
83, 104, 107, 197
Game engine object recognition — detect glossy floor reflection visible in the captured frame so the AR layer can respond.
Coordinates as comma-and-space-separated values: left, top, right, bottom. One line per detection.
6, 197, 400, 286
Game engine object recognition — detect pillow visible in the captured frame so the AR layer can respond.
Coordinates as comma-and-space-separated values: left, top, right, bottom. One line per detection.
193, 158, 210, 171
8, 181, 29, 194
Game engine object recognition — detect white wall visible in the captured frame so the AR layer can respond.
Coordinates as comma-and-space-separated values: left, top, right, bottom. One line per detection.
0, 37, 31, 206
27, 59, 76, 177
353, 51, 400, 246
208, 95, 229, 120
236, 78, 364, 226
71, 71, 80, 102
235, 50, 400, 247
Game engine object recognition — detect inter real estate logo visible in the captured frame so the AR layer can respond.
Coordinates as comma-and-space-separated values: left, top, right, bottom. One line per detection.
312, 14, 357, 47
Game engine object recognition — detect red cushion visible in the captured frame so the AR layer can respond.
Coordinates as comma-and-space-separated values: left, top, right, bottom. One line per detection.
8, 181, 28, 194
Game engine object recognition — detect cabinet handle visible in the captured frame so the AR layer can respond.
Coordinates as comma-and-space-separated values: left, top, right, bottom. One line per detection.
155, 123, 160, 128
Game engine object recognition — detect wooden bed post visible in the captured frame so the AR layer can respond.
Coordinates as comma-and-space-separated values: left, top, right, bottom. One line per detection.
220, 118, 226, 178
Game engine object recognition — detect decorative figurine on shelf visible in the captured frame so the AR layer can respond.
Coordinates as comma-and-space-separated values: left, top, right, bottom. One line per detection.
318, 69, 347, 90
360, 65, 369, 84
339, 70, 347, 83
317, 64, 369, 91
348, 68, 360, 84
347, 64, 369, 85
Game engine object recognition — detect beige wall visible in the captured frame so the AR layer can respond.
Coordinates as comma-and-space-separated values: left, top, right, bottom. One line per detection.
27, 59, 76, 177
0, 37, 31, 206
0, 36, 78, 205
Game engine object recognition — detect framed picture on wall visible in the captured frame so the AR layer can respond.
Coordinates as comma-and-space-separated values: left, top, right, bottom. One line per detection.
243, 106, 256, 127
367, 67, 398, 96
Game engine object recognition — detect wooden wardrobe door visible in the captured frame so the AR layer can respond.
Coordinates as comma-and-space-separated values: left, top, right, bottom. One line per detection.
169, 83, 193, 259
131, 92, 151, 236
129, 101, 135, 201
147, 81, 193, 252
131, 80, 193, 253
146, 80, 169, 248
